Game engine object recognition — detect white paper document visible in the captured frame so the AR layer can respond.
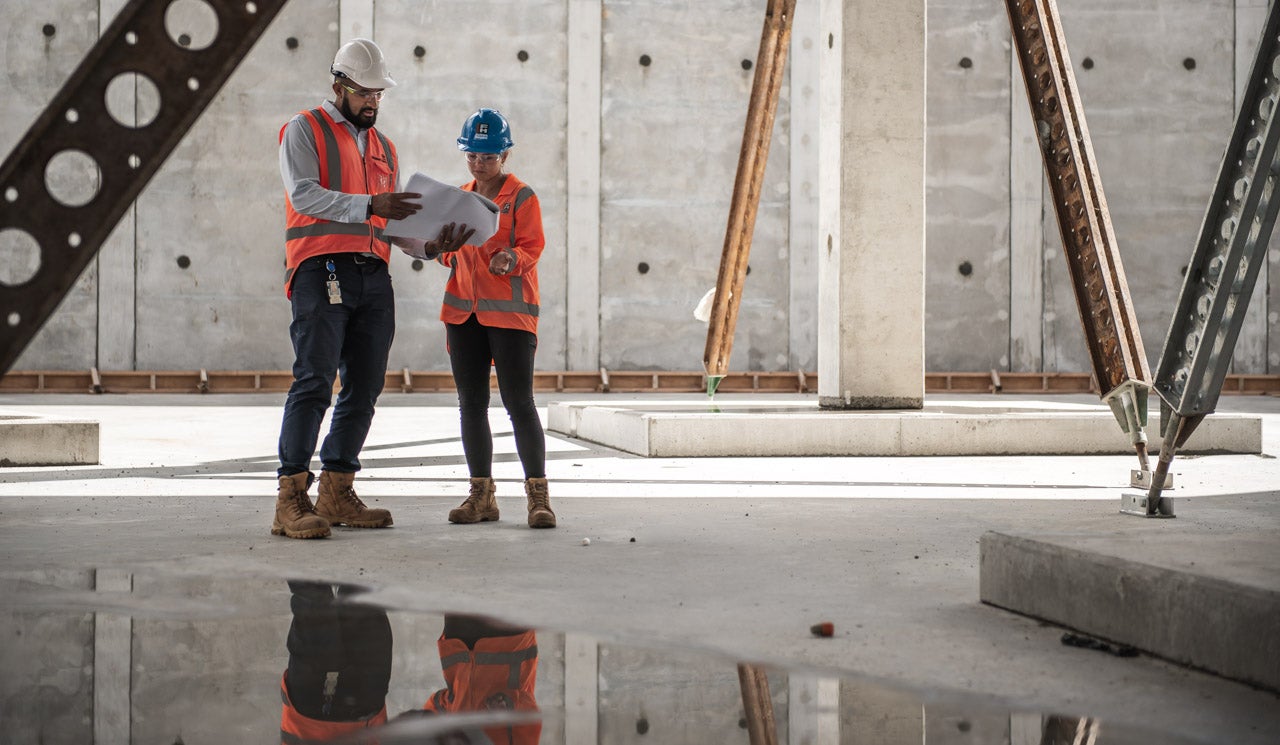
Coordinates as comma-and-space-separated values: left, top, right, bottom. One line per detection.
384, 172, 499, 259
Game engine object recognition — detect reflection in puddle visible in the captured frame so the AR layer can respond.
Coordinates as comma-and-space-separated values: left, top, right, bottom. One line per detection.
0, 571, 1195, 744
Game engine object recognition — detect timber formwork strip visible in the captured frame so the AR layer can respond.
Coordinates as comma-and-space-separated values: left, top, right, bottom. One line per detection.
704, 0, 797, 385
1005, 0, 1154, 470
3, 370, 1277, 396
1143, 2, 1280, 512
0, 0, 289, 376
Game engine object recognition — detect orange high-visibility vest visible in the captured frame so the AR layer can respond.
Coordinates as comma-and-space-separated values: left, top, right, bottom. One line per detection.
438, 174, 544, 334
278, 673, 387, 744
422, 631, 541, 745
280, 106, 398, 296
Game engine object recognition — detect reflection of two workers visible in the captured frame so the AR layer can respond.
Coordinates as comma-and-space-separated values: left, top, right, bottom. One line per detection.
279, 581, 541, 744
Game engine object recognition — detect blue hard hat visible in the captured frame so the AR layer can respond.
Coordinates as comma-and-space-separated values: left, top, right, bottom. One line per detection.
457, 108, 514, 153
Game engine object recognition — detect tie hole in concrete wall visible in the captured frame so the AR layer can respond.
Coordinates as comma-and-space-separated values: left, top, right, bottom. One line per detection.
177, 256, 191, 269
1082, 56, 1094, 70
518, 50, 529, 62
639, 54, 651, 67
42, 24, 55, 38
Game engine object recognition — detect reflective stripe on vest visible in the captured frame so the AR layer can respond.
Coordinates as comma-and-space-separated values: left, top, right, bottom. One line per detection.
439, 645, 539, 689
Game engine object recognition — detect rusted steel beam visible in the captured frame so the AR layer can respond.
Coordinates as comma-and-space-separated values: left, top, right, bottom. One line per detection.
703, 0, 797, 395
1141, 1, 1280, 515
1004, 0, 1153, 470
0, 0, 289, 376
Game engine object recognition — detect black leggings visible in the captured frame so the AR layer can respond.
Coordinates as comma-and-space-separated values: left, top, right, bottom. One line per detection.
447, 315, 545, 479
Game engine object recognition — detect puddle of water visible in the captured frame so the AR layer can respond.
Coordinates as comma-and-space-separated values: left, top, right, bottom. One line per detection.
0, 571, 1199, 744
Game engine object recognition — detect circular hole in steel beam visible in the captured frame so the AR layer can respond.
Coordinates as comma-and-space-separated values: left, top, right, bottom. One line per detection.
4, 187, 17, 203
42, 23, 56, 38
517, 49, 529, 62
0, 229, 41, 287
6, 312, 19, 327
128, 154, 142, 169
165, 0, 219, 51
245, 2, 258, 14
64, 108, 79, 123
637, 262, 649, 274
1081, 56, 1094, 70
45, 150, 101, 208
176, 255, 191, 269
68, 232, 81, 248
187, 77, 200, 91
125, 31, 138, 45
639, 54, 651, 67
105, 72, 162, 129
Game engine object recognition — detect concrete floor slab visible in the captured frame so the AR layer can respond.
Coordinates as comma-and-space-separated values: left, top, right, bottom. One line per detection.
547, 399, 1263, 457
0, 392, 1276, 744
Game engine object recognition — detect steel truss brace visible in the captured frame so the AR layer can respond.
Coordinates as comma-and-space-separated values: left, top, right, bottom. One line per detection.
1004, 0, 1154, 478
1136, 2, 1280, 517
0, 0, 289, 375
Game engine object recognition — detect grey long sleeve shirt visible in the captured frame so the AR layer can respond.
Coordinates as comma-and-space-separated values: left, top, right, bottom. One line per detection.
278, 100, 377, 224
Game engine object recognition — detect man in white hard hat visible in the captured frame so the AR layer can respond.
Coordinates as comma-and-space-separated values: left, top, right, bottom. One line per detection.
272, 38, 472, 539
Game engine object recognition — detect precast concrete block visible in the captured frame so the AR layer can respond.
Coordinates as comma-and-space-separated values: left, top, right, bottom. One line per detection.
980, 530, 1280, 692
0, 414, 98, 465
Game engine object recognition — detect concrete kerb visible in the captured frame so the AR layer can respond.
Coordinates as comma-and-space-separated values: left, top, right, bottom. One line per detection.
0, 411, 99, 465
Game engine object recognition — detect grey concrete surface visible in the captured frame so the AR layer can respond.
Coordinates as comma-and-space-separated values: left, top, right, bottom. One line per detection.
546, 399, 1262, 456
3, 0, 1276, 375
0, 414, 98, 465
0, 392, 1277, 744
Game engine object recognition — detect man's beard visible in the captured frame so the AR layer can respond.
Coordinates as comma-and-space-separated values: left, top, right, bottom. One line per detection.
338, 96, 377, 129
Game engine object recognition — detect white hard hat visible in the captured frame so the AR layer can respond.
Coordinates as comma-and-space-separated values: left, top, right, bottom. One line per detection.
331, 38, 396, 89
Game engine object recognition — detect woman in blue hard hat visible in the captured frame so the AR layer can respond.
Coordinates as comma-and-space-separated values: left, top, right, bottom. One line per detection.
431, 108, 555, 529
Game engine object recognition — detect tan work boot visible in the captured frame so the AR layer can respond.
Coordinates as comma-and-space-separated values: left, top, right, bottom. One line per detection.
449, 477, 499, 524
271, 472, 331, 539
315, 470, 393, 528
525, 477, 556, 529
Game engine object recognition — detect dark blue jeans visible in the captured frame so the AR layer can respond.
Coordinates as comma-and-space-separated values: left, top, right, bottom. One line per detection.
278, 253, 394, 477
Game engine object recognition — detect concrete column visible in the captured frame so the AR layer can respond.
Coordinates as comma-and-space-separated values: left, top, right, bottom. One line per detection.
339, 0, 374, 42
93, 569, 132, 745
789, 0, 821, 374
563, 633, 598, 744
1236, 0, 1273, 373
817, 0, 926, 409
1009, 41, 1045, 373
96, 0, 135, 370
566, 0, 602, 371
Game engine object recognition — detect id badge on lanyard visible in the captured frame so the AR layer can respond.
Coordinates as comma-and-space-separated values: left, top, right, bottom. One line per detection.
325, 259, 342, 304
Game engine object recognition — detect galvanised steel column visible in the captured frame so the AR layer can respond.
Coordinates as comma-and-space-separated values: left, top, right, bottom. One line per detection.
1005, 0, 1154, 478
1137, 1, 1280, 517
0, 0, 289, 375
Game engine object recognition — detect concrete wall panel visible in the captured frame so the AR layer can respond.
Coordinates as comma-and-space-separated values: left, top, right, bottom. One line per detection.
599, 0, 792, 372
377, 0, 570, 372
4, 0, 100, 370
4, 0, 1278, 376
1043, 0, 1235, 375
132, 0, 339, 370
925, 0, 1012, 372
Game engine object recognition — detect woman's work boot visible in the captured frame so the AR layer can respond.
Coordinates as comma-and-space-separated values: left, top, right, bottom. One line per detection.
449, 477, 499, 524
271, 472, 331, 539
525, 477, 556, 529
315, 470, 393, 528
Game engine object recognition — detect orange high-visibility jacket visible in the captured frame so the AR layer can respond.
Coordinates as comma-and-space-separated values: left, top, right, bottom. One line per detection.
422, 630, 541, 745
278, 672, 388, 744
437, 174, 544, 335
280, 106, 399, 296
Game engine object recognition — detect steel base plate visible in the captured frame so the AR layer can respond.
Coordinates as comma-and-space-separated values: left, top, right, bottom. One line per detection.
1120, 492, 1176, 518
